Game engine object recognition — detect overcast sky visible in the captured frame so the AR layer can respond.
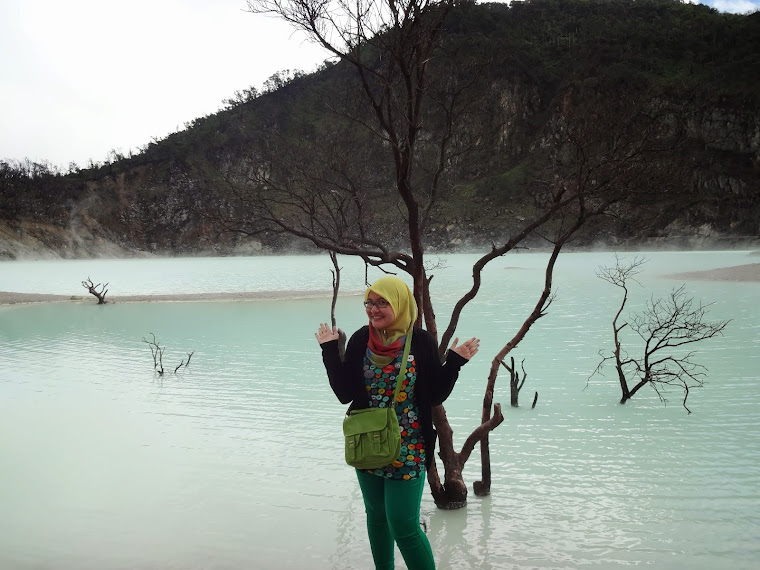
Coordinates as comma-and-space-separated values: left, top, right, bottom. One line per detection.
1, 0, 757, 170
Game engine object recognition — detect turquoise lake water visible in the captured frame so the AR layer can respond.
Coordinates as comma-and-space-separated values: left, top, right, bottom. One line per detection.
1, 251, 758, 569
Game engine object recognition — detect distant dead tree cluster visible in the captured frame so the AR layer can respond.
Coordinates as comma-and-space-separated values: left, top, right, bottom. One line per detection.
142, 333, 195, 376
76, 279, 197, 378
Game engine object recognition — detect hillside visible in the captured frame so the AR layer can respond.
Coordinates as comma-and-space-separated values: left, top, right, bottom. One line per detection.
1, 0, 758, 260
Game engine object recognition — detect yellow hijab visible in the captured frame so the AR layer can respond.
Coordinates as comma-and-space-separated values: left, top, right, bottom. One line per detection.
365, 276, 418, 345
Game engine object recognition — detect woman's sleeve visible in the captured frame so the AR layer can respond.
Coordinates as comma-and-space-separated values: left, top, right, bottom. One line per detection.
321, 330, 365, 404
417, 329, 468, 406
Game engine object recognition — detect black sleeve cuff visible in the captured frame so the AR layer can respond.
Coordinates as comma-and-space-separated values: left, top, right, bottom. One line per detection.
446, 350, 468, 368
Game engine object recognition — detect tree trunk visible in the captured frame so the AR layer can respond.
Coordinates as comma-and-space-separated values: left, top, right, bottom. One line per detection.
473, 360, 498, 496
429, 405, 468, 509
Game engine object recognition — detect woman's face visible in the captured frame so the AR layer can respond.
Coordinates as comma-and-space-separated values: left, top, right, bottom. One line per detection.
365, 291, 395, 331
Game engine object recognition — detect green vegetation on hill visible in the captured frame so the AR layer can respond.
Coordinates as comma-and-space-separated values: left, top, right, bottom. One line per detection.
106, 0, 760, 169
1, 0, 758, 257
465, 0, 760, 101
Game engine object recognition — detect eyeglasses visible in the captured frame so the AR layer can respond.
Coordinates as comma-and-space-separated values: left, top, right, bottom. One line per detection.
363, 299, 389, 309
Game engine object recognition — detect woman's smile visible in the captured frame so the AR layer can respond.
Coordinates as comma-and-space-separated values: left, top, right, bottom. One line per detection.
365, 291, 395, 331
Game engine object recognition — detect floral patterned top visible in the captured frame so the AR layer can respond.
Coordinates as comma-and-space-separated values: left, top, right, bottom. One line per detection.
361, 348, 426, 480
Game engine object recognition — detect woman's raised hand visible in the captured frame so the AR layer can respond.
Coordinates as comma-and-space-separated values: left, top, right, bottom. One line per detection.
315, 322, 341, 345
450, 337, 480, 360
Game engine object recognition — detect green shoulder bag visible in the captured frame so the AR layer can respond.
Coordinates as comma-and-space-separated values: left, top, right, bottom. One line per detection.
342, 332, 412, 470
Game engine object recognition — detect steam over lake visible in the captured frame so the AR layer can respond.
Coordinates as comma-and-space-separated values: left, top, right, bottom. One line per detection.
1, 251, 758, 569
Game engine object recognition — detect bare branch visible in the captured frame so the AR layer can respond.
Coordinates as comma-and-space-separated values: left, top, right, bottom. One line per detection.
459, 403, 504, 465
595, 257, 731, 411
142, 333, 164, 375
142, 334, 195, 376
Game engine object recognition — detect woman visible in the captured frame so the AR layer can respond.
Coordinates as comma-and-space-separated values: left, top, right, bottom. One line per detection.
315, 276, 479, 570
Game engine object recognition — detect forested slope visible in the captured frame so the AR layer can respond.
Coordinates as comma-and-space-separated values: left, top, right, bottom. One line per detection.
1, 0, 758, 259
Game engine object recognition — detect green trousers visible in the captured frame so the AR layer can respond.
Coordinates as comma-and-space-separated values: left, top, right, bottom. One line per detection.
356, 470, 436, 570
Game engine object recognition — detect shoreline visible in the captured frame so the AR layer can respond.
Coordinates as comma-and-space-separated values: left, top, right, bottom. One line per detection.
2, 263, 757, 306
0, 290, 343, 306
663, 262, 760, 282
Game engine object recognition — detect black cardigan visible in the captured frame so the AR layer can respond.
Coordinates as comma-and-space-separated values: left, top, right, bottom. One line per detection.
321, 325, 467, 467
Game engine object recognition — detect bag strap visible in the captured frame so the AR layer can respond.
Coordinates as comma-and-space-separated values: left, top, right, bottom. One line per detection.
391, 330, 413, 406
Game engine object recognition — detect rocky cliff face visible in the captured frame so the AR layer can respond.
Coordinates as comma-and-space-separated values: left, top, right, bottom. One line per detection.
2, 89, 757, 261
3, 1, 758, 260
684, 105, 760, 238
0, 18, 760, 259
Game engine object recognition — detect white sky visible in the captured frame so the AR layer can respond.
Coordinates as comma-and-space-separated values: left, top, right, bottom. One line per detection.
0, 0, 330, 169
1, 0, 757, 170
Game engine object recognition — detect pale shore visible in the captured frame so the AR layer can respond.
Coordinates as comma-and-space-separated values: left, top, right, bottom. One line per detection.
2, 263, 757, 306
0, 290, 339, 306
664, 262, 760, 282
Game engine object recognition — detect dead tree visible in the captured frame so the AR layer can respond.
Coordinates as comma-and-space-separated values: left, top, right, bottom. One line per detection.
174, 351, 195, 373
216, 0, 694, 508
594, 257, 730, 413
500, 356, 530, 408
143, 333, 165, 375
82, 277, 108, 304
142, 333, 194, 376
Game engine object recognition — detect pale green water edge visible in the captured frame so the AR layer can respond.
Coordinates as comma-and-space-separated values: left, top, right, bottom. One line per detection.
1, 252, 758, 569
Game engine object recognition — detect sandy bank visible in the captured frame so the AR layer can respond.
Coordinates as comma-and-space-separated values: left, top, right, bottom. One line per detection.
2, 263, 757, 305
665, 263, 760, 282
0, 290, 339, 306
